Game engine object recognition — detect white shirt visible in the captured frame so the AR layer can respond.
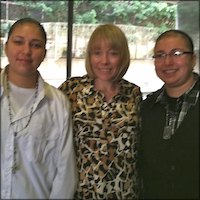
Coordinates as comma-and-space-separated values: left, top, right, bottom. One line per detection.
1, 67, 77, 199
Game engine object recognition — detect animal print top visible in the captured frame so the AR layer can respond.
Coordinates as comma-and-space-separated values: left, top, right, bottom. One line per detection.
59, 75, 142, 199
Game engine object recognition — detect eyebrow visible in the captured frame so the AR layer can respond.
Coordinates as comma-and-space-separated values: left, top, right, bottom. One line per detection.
155, 48, 185, 53
11, 35, 44, 43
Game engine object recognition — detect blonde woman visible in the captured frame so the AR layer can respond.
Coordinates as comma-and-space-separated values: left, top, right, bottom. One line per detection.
59, 24, 142, 199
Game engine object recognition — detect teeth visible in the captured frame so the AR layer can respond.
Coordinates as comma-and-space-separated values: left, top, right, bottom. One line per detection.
100, 69, 110, 71
164, 69, 176, 74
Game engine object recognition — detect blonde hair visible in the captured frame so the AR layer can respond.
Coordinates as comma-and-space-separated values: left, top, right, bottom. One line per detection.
85, 24, 130, 82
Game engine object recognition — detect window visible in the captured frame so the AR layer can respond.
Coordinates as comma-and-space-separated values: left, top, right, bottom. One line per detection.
1, 0, 199, 97
1, 1, 68, 87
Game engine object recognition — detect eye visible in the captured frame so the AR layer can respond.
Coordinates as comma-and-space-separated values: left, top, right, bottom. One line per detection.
109, 50, 119, 56
91, 50, 101, 55
153, 53, 166, 59
13, 40, 24, 45
172, 51, 183, 56
31, 43, 43, 48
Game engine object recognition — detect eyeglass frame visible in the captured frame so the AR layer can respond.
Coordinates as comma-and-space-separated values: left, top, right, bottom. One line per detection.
152, 50, 194, 59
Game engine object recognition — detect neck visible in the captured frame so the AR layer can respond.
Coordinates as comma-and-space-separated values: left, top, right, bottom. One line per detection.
7, 68, 38, 88
94, 79, 119, 102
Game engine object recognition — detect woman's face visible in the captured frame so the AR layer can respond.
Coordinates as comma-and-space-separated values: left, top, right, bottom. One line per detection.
154, 36, 196, 89
90, 39, 121, 82
5, 23, 46, 77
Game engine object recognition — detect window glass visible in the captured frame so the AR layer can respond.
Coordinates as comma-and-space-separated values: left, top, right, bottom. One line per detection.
1, 1, 199, 97
176, 1, 199, 74
72, 1, 177, 97
1, 0, 68, 87
71, 1, 199, 98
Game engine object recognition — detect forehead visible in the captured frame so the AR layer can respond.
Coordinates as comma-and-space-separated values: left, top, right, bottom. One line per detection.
155, 35, 188, 51
10, 23, 44, 40
92, 38, 109, 46
91, 38, 120, 51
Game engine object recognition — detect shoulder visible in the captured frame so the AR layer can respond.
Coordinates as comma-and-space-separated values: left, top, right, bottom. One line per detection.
121, 79, 141, 92
121, 78, 140, 88
141, 88, 163, 108
59, 75, 90, 92
121, 79, 142, 97
44, 82, 70, 104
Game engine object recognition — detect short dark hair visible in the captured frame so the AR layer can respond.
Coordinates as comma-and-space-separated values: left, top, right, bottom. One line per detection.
7, 17, 47, 44
155, 29, 194, 52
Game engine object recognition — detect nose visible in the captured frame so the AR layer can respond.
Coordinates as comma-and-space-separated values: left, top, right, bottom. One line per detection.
101, 53, 109, 63
163, 54, 173, 65
23, 43, 31, 55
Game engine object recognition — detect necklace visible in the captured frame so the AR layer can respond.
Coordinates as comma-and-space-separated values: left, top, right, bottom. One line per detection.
6, 76, 39, 173
163, 96, 183, 140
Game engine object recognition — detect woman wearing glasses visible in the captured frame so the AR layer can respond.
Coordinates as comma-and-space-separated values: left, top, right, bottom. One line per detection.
139, 29, 199, 199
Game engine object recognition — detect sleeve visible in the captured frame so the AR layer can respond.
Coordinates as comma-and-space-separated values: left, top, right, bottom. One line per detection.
49, 95, 77, 199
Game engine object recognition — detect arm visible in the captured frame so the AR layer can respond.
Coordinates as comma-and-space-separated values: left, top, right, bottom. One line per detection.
50, 98, 77, 199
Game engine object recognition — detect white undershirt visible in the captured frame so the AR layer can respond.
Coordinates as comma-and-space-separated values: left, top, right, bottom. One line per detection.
8, 81, 36, 114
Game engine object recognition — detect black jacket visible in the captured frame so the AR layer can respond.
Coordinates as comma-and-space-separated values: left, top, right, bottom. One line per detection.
139, 85, 199, 199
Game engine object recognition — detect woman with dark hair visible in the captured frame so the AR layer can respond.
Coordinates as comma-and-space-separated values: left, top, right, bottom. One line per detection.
1, 18, 77, 199
140, 29, 199, 199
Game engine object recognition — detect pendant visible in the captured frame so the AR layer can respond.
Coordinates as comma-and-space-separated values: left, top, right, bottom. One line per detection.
163, 126, 172, 140
12, 164, 19, 174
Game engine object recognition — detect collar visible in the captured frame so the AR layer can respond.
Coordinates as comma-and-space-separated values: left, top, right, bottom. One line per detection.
78, 75, 129, 98
155, 73, 199, 106
1, 66, 46, 100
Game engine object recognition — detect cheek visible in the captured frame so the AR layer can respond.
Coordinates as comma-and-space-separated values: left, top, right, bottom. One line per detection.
154, 61, 162, 71
90, 56, 99, 67
5, 46, 14, 57
34, 51, 46, 62
177, 59, 193, 71
111, 57, 121, 67
5, 49, 17, 64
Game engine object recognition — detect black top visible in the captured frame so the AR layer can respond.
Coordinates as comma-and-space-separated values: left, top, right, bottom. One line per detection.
139, 76, 199, 199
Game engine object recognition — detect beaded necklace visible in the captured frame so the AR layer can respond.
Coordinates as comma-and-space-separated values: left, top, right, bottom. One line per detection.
6, 75, 39, 173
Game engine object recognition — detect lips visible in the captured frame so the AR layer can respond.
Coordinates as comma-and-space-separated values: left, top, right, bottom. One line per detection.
17, 58, 32, 63
163, 68, 178, 74
99, 68, 111, 72
100, 69, 110, 72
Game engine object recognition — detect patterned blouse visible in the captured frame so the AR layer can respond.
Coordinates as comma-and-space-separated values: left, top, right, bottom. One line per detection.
59, 75, 142, 199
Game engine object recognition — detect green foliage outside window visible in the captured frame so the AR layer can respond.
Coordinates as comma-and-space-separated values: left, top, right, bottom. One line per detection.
1, 1, 176, 35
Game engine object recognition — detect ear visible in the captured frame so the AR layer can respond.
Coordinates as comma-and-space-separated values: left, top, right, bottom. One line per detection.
42, 49, 47, 62
192, 53, 197, 68
4, 42, 8, 57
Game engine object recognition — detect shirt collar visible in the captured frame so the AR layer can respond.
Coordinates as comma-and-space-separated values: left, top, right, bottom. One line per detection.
155, 73, 199, 106
1, 66, 46, 99
81, 75, 127, 98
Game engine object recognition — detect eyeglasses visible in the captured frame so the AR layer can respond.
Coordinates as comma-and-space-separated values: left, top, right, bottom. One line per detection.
153, 50, 193, 60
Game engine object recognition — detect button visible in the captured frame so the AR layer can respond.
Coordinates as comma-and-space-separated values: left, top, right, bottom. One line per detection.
171, 165, 175, 170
